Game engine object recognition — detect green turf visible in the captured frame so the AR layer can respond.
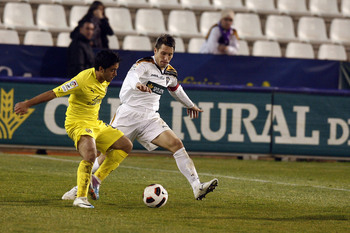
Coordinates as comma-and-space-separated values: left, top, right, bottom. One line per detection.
0, 152, 349, 233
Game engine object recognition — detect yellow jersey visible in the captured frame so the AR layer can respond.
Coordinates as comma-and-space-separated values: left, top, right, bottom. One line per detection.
52, 68, 109, 124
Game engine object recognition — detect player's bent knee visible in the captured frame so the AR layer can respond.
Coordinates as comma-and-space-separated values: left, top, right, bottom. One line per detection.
170, 138, 184, 151
110, 135, 133, 154
123, 139, 133, 154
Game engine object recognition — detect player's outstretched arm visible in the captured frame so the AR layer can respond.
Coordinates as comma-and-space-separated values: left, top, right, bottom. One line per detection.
168, 84, 203, 118
14, 90, 57, 115
187, 106, 203, 119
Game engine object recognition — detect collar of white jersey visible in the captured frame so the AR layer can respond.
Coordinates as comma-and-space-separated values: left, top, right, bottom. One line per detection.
152, 56, 168, 74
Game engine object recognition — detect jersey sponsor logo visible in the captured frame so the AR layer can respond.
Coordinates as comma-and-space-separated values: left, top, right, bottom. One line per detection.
146, 81, 166, 95
61, 80, 78, 92
151, 73, 166, 80
87, 95, 102, 105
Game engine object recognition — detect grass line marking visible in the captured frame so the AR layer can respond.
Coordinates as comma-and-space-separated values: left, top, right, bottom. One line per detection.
3, 153, 350, 192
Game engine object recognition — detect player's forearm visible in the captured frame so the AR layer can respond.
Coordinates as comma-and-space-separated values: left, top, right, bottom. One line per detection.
168, 85, 194, 108
25, 90, 57, 107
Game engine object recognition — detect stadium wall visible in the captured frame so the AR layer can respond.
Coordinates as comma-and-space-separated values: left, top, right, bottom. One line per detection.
1, 78, 350, 158
0, 44, 343, 89
1, 44, 350, 157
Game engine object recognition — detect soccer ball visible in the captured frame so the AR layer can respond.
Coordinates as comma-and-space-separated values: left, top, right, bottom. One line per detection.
143, 184, 168, 208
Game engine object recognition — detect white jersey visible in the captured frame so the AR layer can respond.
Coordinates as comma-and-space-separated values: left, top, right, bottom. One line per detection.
119, 56, 178, 112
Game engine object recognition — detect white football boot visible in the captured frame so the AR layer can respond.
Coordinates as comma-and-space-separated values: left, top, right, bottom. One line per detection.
62, 186, 78, 200
88, 175, 101, 200
73, 197, 94, 208
194, 178, 218, 200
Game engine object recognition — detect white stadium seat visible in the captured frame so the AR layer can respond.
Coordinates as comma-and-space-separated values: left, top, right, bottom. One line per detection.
245, 0, 277, 14
135, 9, 167, 37
285, 42, 315, 59
277, 0, 309, 15
107, 35, 120, 50
36, 4, 69, 32
122, 35, 152, 51
330, 18, 350, 45
252, 40, 282, 57
174, 37, 185, 53
318, 44, 347, 61
69, 5, 89, 28
117, 0, 149, 8
234, 13, 265, 41
24, 31, 54, 46
56, 32, 71, 47
0, 30, 20, 44
200, 11, 221, 37
309, 0, 341, 17
3, 2, 37, 31
167, 10, 201, 38
84, 0, 116, 4
297, 17, 329, 43
105, 7, 136, 36
187, 38, 206, 54
148, 0, 182, 10
341, 0, 350, 17
265, 15, 296, 42
236, 40, 249, 56
213, 0, 246, 11
180, 0, 213, 11
62, 0, 86, 5
29, 0, 63, 3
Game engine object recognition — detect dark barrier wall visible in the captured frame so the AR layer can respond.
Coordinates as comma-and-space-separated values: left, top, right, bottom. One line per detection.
1, 78, 350, 157
0, 44, 341, 89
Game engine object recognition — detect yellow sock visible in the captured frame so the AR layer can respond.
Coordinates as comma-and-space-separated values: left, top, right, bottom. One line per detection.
94, 150, 128, 182
76, 160, 93, 198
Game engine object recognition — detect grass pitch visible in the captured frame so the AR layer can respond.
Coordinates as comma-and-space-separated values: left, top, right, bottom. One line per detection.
0, 152, 349, 233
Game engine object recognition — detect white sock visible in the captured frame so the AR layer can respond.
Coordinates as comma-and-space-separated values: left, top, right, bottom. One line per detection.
173, 147, 200, 190
91, 157, 100, 174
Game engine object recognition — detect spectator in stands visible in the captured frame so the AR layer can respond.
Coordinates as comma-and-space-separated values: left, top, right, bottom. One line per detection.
67, 20, 95, 78
200, 9, 239, 55
70, 1, 114, 49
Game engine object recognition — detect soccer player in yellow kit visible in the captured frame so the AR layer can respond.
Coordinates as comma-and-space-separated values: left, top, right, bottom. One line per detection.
14, 50, 132, 208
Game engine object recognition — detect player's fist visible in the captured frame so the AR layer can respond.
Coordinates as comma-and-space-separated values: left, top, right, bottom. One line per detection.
14, 101, 29, 115
136, 82, 152, 93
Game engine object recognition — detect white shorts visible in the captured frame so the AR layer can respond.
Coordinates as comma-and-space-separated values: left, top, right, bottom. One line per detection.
110, 104, 171, 151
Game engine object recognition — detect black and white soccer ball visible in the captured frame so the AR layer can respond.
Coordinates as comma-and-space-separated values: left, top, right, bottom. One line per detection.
143, 184, 168, 208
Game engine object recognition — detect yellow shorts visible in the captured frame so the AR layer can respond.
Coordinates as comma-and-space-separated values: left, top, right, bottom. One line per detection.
65, 120, 124, 154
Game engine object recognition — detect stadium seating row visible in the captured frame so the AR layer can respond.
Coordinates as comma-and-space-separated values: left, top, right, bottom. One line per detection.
0, 29, 346, 61
1, 2, 350, 46
3, 0, 350, 18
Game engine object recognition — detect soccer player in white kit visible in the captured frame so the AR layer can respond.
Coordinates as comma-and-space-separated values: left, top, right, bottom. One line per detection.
62, 34, 218, 201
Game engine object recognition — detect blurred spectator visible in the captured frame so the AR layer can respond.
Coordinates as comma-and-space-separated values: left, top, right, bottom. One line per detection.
200, 9, 239, 55
67, 20, 95, 78
70, 1, 114, 49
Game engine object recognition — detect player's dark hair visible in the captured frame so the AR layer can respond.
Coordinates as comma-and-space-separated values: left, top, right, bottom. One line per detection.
94, 50, 120, 70
155, 34, 176, 51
